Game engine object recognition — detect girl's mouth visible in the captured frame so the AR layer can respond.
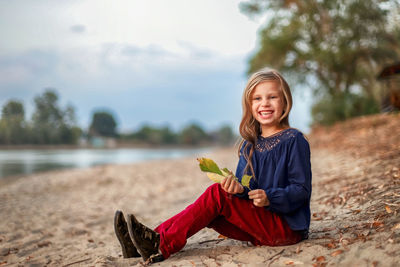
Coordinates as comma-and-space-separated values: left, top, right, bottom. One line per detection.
259, 111, 273, 116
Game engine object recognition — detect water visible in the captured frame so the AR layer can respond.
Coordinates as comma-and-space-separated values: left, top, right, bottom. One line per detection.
0, 147, 211, 179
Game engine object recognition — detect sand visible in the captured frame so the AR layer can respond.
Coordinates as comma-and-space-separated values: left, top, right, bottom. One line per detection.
1, 113, 399, 266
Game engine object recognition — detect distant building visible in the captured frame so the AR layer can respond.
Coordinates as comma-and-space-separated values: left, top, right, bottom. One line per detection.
377, 62, 400, 111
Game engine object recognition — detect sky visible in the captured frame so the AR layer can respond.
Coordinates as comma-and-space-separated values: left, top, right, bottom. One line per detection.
0, 0, 312, 133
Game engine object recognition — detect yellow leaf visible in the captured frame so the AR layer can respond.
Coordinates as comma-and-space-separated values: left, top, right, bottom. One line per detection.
206, 172, 225, 183
241, 175, 252, 188
221, 168, 230, 176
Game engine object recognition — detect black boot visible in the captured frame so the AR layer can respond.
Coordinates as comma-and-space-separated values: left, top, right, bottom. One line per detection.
114, 210, 141, 258
126, 213, 164, 263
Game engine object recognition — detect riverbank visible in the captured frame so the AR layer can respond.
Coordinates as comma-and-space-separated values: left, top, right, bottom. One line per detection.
0, 146, 213, 181
0, 113, 399, 266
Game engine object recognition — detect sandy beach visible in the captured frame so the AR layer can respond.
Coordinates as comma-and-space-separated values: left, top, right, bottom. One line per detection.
1, 113, 399, 266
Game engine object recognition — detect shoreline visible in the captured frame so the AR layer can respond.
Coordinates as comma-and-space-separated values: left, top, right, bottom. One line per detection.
0, 146, 219, 181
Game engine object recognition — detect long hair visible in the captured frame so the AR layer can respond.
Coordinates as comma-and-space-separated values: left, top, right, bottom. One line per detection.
238, 68, 293, 179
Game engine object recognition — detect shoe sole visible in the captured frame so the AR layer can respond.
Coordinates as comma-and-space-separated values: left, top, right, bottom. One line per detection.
114, 210, 140, 258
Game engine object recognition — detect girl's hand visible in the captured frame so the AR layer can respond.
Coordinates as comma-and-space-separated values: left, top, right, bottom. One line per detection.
248, 189, 270, 207
221, 175, 244, 194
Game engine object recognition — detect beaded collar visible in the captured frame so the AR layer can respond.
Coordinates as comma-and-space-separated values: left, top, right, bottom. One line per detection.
255, 128, 297, 152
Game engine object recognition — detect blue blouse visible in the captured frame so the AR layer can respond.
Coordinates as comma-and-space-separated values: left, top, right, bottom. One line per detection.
235, 128, 312, 233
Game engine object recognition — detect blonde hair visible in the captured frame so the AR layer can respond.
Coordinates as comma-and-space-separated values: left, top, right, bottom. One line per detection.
238, 68, 293, 179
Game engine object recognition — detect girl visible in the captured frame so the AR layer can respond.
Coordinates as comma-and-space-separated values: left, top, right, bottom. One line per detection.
114, 68, 312, 263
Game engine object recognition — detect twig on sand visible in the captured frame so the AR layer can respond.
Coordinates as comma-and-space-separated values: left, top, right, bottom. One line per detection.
199, 238, 224, 245
62, 258, 91, 267
267, 249, 285, 261
266, 249, 285, 267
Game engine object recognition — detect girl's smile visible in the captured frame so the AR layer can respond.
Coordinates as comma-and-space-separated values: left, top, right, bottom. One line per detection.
251, 81, 285, 137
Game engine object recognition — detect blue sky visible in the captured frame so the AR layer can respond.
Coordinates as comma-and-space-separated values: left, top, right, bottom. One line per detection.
0, 0, 312, 133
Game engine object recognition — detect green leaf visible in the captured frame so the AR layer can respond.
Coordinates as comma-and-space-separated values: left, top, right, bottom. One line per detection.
197, 158, 223, 175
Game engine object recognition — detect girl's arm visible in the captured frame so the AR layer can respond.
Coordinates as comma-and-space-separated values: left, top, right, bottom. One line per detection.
265, 134, 312, 214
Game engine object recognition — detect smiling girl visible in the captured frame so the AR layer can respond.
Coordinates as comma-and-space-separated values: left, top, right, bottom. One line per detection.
114, 68, 312, 264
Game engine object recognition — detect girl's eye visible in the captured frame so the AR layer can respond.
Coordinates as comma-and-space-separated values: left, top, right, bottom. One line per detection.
253, 97, 261, 100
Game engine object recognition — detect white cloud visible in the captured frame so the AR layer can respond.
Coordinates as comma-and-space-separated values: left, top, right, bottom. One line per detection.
0, 0, 258, 56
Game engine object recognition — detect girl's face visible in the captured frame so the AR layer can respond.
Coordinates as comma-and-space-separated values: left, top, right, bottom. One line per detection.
251, 81, 285, 136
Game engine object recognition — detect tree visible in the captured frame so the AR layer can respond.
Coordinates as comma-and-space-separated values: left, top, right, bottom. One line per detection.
0, 100, 26, 144
89, 111, 117, 137
212, 125, 236, 146
159, 126, 178, 144
240, 0, 400, 124
180, 123, 210, 145
31, 89, 81, 144
132, 125, 178, 145
2, 100, 25, 119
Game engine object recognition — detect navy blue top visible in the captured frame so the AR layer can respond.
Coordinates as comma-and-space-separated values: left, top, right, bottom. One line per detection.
235, 128, 312, 233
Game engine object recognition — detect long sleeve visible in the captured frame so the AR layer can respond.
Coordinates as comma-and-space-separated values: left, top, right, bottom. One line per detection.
264, 134, 312, 214
234, 142, 251, 199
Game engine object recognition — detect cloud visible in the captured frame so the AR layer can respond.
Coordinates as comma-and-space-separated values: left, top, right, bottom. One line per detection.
176, 41, 215, 59
0, 43, 312, 133
0, 49, 59, 86
70, 24, 86, 34
0, 43, 247, 131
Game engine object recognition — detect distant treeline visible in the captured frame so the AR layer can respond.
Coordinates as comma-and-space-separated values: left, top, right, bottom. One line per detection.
120, 124, 235, 146
0, 89, 236, 146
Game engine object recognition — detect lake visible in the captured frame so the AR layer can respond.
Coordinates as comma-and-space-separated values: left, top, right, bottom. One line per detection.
0, 147, 211, 179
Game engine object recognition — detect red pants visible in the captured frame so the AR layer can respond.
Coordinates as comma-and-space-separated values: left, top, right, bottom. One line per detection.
154, 184, 302, 259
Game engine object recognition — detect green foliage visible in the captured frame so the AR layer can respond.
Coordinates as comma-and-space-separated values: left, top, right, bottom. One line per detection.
2, 100, 24, 119
89, 111, 117, 137
212, 125, 235, 145
121, 123, 236, 145
122, 124, 236, 146
31, 89, 81, 144
240, 0, 400, 124
32, 90, 62, 126
0, 89, 82, 145
312, 92, 380, 125
180, 123, 210, 145
128, 125, 178, 145
0, 100, 26, 144
0, 93, 236, 147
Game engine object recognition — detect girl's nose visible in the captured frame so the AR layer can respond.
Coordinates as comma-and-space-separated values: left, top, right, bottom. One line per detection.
261, 98, 270, 106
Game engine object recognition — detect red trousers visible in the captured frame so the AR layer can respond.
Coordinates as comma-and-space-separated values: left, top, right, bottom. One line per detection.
154, 184, 302, 259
